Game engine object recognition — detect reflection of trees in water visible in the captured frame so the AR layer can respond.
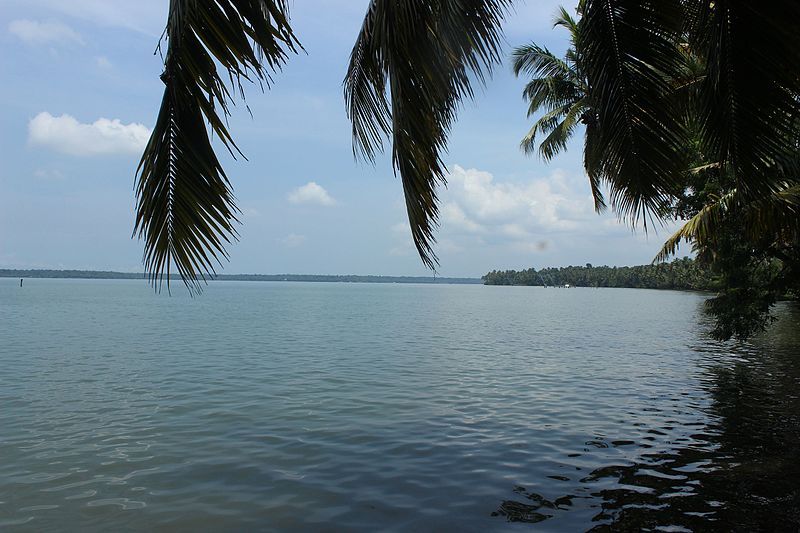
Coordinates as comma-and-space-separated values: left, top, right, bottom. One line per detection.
494, 305, 800, 531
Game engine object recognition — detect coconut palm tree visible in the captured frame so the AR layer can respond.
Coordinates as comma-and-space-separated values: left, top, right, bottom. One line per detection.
512, 7, 587, 162
656, 185, 800, 264
577, 0, 800, 222
511, 6, 605, 211
653, 181, 800, 339
136, 0, 800, 292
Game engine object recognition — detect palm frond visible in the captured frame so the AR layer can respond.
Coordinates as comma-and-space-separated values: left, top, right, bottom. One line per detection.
654, 192, 732, 263
583, 119, 607, 212
522, 77, 581, 115
553, 6, 579, 37
581, 0, 689, 226
655, 184, 800, 263
344, 0, 510, 268
747, 184, 800, 241
512, 44, 572, 79
136, 0, 300, 292
686, 0, 800, 200
537, 100, 586, 161
520, 104, 570, 155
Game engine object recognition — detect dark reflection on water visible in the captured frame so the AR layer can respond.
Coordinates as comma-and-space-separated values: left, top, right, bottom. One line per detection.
494, 304, 800, 531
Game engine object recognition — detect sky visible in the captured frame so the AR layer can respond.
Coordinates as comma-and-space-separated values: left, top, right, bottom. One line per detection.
0, 0, 685, 278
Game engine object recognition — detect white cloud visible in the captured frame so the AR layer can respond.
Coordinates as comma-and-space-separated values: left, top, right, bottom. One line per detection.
421, 165, 685, 265
439, 165, 595, 241
441, 202, 484, 233
33, 168, 65, 180
385, 165, 644, 264
8, 19, 84, 46
95, 56, 112, 69
11, 0, 167, 35
280, 233, 307, 248
28, 112, 151, 156
391, 222, 409, 235
287, 181, 336, 206
241, 207, 261, 218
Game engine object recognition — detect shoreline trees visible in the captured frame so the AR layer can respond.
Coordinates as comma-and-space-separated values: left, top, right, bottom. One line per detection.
482, 258, 714, 292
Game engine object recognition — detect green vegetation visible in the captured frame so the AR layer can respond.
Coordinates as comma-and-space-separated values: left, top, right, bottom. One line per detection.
2, 270, 144, 280
0, 270, 480, 285
482, 258, 713, 291
513, 3, 799, 339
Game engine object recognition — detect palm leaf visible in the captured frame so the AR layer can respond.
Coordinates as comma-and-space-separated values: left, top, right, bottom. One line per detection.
553, 6, 579, 36
537, 99, 586, 161
583, 118, 607, 212
135, 0, 300, 292
655, 184, 800, 263
512, 44, 573, 80
654, 191, 732, 263
522, 77, 582, 115
686, 0, 800, 200
344, 0, 510, 268
581, 0, 689, 226
520, 104, 569, 155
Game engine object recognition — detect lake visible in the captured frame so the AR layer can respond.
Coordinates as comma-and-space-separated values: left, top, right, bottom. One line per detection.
1, 279, 798, 531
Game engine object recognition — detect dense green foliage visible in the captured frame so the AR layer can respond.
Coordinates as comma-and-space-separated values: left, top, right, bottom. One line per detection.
482, 258, 713, 291
514, 3, 800, 340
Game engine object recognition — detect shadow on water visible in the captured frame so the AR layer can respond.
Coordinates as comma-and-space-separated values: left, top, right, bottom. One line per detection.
493, 303, 800, 531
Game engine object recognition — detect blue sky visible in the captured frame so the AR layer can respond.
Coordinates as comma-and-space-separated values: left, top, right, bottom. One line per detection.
0, 1, 683, 277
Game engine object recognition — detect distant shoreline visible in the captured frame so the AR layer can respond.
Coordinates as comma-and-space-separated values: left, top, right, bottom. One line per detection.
0, 269, 482, 285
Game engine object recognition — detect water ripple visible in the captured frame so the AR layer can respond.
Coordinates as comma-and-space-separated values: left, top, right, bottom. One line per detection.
1, 280, 798, 531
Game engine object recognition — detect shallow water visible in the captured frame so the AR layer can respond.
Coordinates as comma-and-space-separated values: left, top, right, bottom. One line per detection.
1, 279, 797, 531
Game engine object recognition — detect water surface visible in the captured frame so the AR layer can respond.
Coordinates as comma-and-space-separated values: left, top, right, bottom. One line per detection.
1, 279, 797, 531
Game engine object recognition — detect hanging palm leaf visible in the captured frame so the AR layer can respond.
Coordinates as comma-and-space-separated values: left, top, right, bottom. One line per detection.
686, 0, 800, 199
135, 0, 300, 292
655, 184, 800, 264
580, 0, 689, 226
344, 0, 510, 269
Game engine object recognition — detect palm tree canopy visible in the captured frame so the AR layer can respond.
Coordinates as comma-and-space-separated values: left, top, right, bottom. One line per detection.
511, 6, 585, 159
579, 0, 800, 224
135, 0, 800, 290
579, 0, 691, 225
687, 0, 800, 198
511, 6, 606, 211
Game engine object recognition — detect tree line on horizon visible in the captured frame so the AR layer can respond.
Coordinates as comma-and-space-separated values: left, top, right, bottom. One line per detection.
482, 257, 714, 292
0, 269, 480, 284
